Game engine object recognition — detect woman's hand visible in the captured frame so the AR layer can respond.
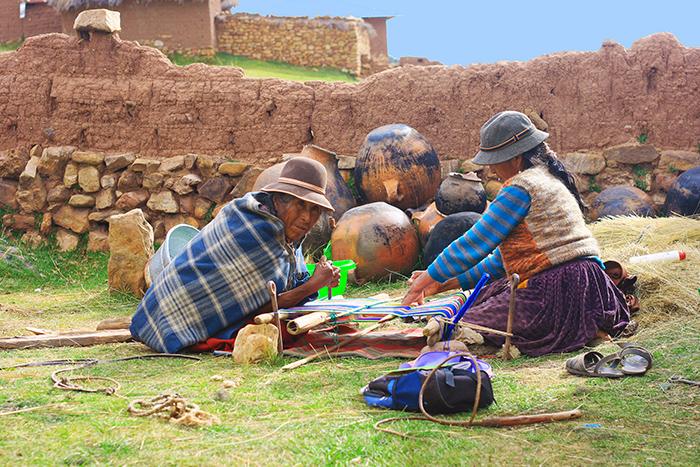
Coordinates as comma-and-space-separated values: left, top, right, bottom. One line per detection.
401, 270, 442, 306
310, 259, 340, 290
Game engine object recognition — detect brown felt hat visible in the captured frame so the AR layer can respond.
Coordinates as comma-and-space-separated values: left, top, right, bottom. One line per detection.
261, 157, 334, 212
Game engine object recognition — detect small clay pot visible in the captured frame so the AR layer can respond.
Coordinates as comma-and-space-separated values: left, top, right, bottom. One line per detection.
411, 201, 446, 247
435, 172, 487, 215
590, 186, 656, 220
422, 212, 482, 267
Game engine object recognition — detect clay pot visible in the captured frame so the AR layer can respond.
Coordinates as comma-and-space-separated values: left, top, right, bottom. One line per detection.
299, 145, 356, 219
411, 201, 446, 247
331, 202, 420, 282
422, 212, 482, 267
663, 166, 700, 216
354, 124, 441, 210
435, 172, 487, 215
590, 186, 656, 220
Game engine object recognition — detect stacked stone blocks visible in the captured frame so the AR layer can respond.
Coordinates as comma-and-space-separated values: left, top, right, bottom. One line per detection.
215, 13, 372, 77
0, 145, 257, 252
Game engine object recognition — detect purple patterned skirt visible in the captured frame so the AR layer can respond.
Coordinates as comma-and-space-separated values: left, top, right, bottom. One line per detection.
464, 258, 630, 356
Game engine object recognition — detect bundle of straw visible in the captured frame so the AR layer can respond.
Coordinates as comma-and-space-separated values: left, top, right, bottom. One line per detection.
590, 215, 700, 324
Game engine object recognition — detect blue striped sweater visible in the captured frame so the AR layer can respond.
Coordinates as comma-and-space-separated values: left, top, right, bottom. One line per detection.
427, 185, 531, 289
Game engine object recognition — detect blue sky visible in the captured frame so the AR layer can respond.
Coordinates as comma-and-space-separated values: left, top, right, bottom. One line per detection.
237, 1, 700, 65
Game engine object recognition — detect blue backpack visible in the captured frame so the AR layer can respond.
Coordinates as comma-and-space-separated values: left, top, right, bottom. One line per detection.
361, 358, 494, 414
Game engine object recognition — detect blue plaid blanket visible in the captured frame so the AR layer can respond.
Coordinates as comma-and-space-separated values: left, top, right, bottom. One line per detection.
130, 192, 311, 353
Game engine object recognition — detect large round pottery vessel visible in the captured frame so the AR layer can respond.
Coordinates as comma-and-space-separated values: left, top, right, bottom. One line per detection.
590, 186, 656, 220
354, 124, 441, 210
331, 202, 420, 281
411, 201, 446, 247
422, 212, 481, 267
663, 166, 700, 216
435, 172, 487, 215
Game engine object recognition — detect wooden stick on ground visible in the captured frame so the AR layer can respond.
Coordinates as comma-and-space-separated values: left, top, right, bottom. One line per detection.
474, 409, 581, 427
0, 329, 133, 350
281, 314, 397, 371
268, 281, 284, 354
423, 319, 514, 339
96, 316, 132, 331
503, 273, 520, 360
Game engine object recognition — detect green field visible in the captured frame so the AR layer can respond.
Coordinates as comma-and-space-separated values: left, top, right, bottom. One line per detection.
169, 52, 359, 83
1, 40, 357, 82
1, 233, 699, 465
0, 40, 23, 53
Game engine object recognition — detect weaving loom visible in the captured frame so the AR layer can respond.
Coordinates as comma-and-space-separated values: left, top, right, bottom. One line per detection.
253, 292, 477, 338
282, 292, 468, 323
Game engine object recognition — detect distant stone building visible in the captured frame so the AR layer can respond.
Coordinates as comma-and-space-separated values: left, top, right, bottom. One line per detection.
0, 0, 62, 43
215, 13, 391, 77
50, 0, 226, 55
362, 16, 391, 70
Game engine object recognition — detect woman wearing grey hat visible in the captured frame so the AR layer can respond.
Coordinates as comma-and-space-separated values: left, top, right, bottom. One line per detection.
403, 111, 630, 356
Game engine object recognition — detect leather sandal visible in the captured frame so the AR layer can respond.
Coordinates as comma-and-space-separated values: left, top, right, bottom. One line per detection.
617, 344, 653, 376
566, 351, 624, 378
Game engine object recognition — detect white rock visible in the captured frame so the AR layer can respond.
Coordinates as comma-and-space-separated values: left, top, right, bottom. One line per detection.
73, 9, 121, 34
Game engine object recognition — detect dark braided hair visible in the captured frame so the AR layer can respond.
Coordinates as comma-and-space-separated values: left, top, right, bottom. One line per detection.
520, 142, 585, 211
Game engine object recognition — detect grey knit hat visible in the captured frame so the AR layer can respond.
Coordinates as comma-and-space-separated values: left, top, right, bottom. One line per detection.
472, 111, 549, 165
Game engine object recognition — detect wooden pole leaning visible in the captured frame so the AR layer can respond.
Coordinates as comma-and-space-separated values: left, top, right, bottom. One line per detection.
267, 281, 284, 354
503, 273, 520, 361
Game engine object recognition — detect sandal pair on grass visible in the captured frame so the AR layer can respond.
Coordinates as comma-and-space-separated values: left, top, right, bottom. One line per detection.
566, 344, 653, 378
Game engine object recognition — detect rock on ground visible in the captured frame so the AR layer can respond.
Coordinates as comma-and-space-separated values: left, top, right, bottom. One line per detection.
107, 208, 154, 297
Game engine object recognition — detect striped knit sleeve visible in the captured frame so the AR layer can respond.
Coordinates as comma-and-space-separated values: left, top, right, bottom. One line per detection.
427, 185, 531, 283
456, 248, 506, 290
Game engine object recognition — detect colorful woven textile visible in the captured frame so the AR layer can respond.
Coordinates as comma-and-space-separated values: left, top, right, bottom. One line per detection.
283, 328, 426, 359
279, 292, 469, 322
190, 324, 426, 359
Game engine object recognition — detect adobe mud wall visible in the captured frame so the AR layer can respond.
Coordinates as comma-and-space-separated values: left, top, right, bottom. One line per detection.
1, 31, 699, 247
0, 0, 61, 43
59, 0, 218, 55
1, 32, 698, 163
215, 13, 372, 76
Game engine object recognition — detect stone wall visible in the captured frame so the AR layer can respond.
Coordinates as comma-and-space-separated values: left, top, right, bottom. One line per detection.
0, 144, 262, 250
215, 13, 373, 76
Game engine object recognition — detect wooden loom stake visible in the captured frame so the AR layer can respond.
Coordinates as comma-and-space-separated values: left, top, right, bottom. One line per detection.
503, 273, 520, 361
267, 281, 284, 354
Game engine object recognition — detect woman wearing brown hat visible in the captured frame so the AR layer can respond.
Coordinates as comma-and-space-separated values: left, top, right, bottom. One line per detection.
131, 157, 340, 353
403, 111, 630, 356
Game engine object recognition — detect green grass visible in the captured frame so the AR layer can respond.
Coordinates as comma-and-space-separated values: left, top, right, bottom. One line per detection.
632, 164, 651, 191
0, 39, 23, 53
168, 52, 358, 83
1, 236, 700, 464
